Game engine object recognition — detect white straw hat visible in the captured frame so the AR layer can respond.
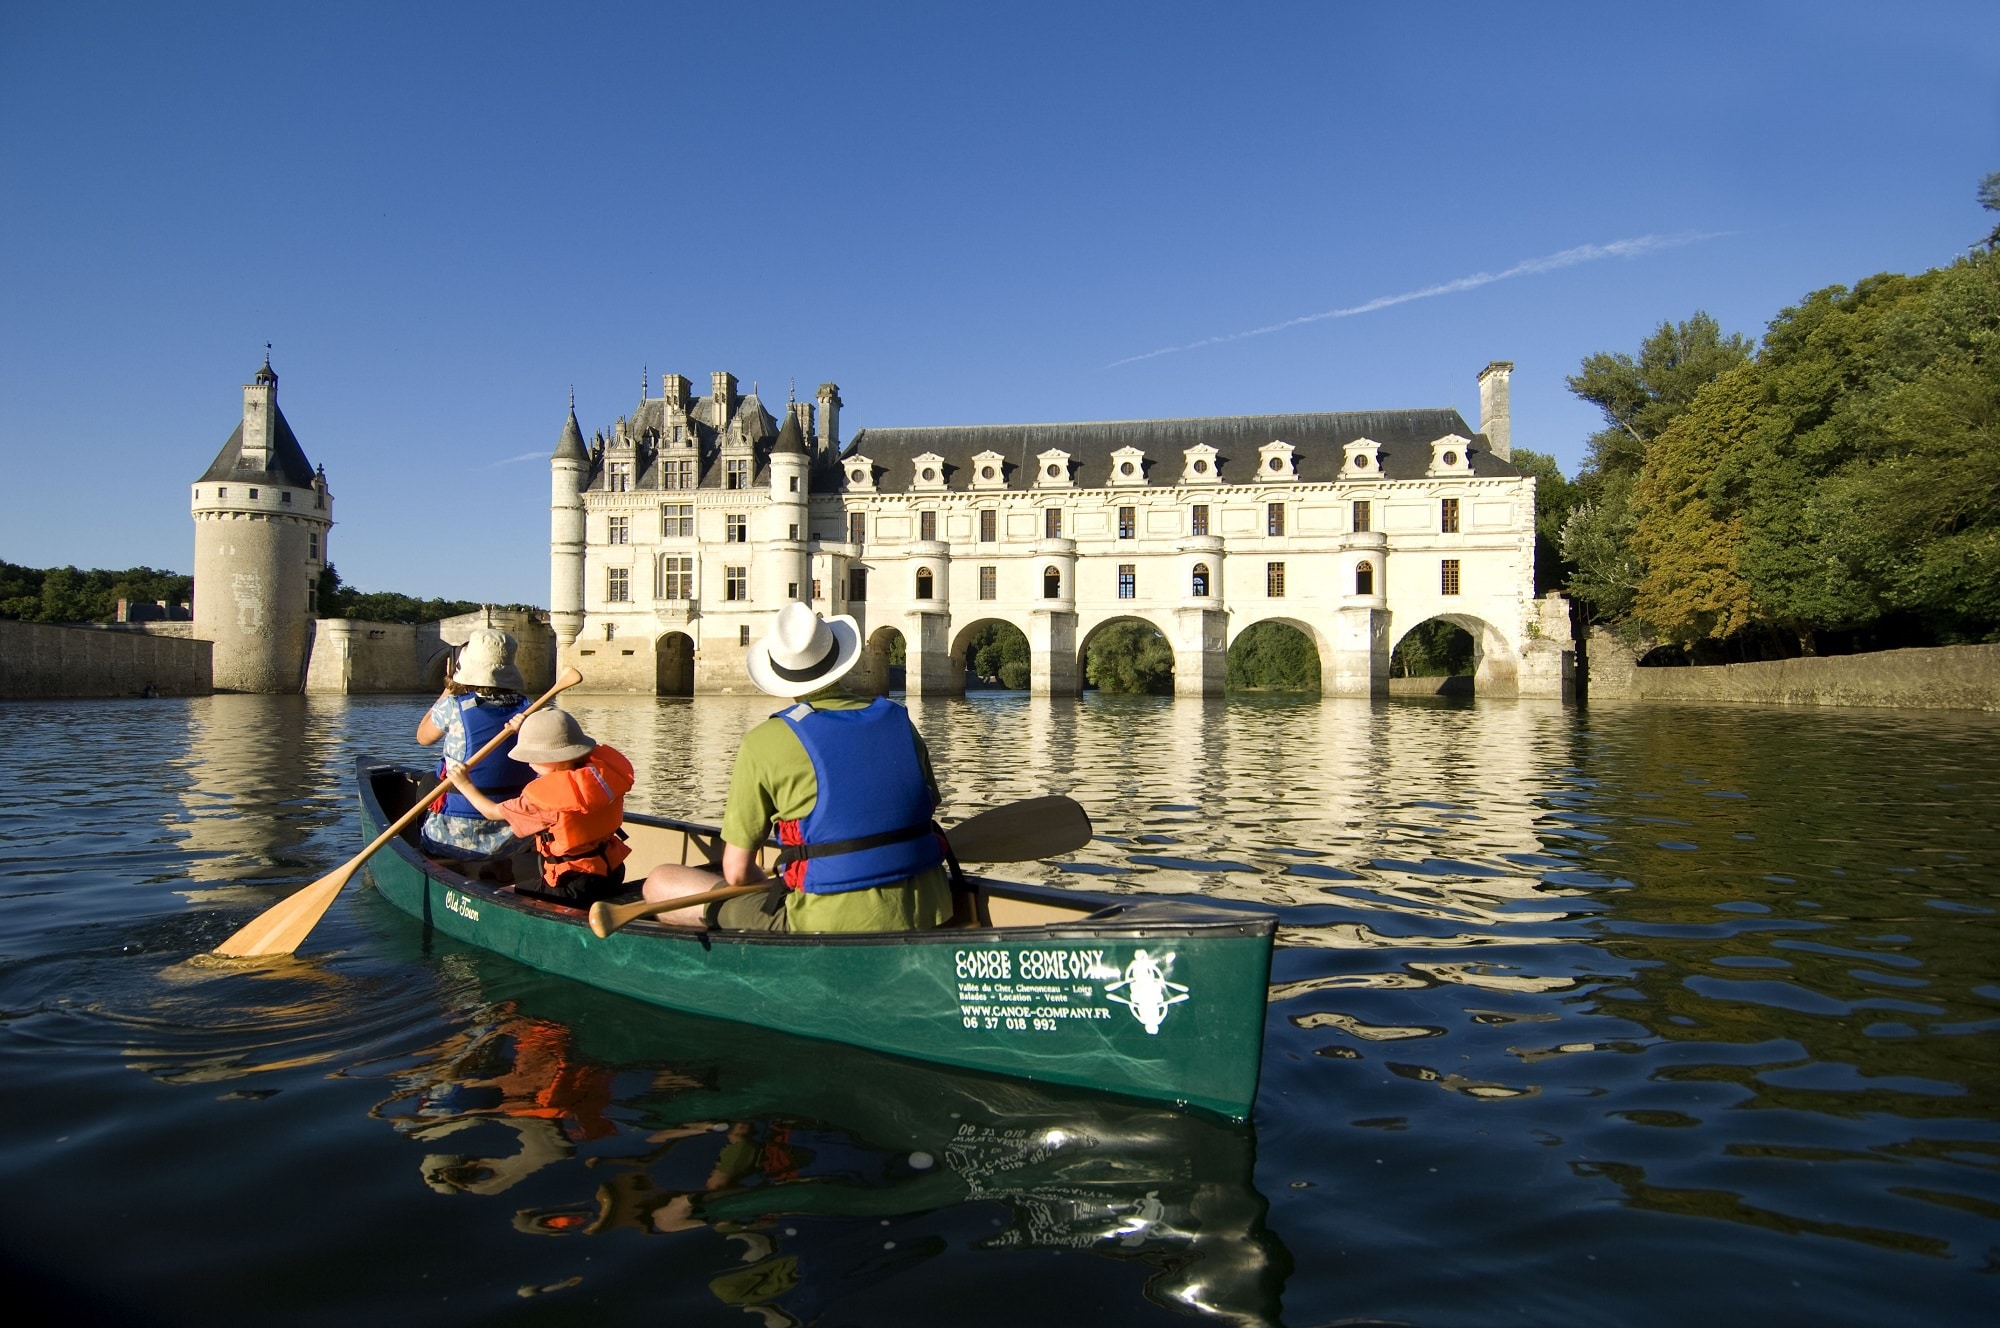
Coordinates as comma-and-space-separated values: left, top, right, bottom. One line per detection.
451, 628, 525, 690
510, 708, 596, 764
745, 602, 863, 698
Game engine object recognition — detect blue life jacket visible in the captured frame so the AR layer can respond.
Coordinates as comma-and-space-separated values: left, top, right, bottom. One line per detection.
771, 697, 945, 895
437, 693, 534, 818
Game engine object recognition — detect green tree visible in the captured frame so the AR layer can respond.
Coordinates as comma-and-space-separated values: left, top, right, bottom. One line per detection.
1567, 312, 1754, 479
1085, 620, 1174, 694
964, 621, 1031, 689
1226, 621, 1320, 690
1390, 619, 1474, 677
1978, 170, 2000, 251
317, 564, 488, 624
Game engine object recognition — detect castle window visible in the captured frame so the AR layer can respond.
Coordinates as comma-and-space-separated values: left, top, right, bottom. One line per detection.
725, 566, 748, 601
281, 492, 291, 504
1441, 497, 1460, 533
1353, 500, 1371, 533
308, 585, 317, 612
1441, 559, 1461, 596
789, 476, 799, 493
661, 556, 693, 600
607, 462, 630, 493
308, 534, 319, 560
811, 578, 822, 600
916, 567, 935, 599
1192, 563, 1209, 597
849, 568, 868, 602
849, 512, 866, 546
248, 488, 259, 499
1267, 562, 1286, 597
217, 487, 227, 497
1118, 507, 1135, 539
980, 509, 997, 543
1118, 564, 1136, 599
607, 568, 630, 602
726, 458, 749, 490
920, 510, 936, 542
1044, 566, 1061, 598
788, 523, 799, 542
662, 503, 693, 538
1356, 560, 1374, 595
663, 459, 694, 490
740, 625, 751, 646
1044, 508, 1062, 539
788, 582, 798, 599
1267, 503, 1285, 537
608, 516, 630, 545
605, 622, 617, 641
726, 514, 747, 543
1191, 504, 1208, 537
979, 566, 996, 600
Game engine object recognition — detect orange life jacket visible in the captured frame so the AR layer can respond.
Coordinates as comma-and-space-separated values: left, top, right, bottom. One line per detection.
521, 745, 634, 888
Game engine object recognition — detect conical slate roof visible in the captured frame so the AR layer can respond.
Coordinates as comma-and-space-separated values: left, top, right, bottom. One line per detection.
196, 402, 318, 487
771, 408, 808, 456
553, 408, 587, 462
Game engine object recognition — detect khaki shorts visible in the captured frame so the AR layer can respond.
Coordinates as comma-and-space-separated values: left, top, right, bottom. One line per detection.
708, 884, 789, 932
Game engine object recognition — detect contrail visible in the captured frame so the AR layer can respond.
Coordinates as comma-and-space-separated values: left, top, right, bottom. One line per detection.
486, 451, 547, 468
1107, 231, 1728, 368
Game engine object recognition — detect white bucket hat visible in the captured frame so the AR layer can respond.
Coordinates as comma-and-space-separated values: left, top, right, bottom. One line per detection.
451, 628, 525, 690
510, 708, 596, 764
746, 602, 863, 698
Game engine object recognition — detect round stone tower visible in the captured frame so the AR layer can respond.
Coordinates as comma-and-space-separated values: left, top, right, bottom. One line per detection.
549, 395, 588, 647
190, 356, 333, 693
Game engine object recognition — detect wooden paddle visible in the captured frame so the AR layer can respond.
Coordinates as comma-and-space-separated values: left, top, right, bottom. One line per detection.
587, 794, 1093, 939
212, 667, 585, 959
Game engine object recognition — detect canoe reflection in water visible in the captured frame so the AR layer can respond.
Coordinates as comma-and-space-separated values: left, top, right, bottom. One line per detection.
367, 958, 1289, 1324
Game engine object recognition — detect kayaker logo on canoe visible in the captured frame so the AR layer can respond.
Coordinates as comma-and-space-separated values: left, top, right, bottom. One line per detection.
1106, 950, 1188, 1035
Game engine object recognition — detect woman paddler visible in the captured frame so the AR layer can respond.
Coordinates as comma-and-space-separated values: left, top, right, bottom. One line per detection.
640, 601, 956, 933
415, 628, 533, 863
443, 708, 635, 907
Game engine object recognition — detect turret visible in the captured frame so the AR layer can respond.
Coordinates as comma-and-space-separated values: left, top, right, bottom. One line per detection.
190, 355, 331, 691
766, 405, 812, 603
549, 394, 588, 647
1478, 360, 1513, 461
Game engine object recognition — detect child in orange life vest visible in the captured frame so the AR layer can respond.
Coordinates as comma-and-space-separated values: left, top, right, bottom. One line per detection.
444, 707, 634, 907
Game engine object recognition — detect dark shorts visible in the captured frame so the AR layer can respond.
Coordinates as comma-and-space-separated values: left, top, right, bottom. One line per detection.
507, 851, 626, 908
708, 883, 790, 932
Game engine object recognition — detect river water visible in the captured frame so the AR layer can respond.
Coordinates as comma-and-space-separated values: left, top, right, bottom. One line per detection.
1, 692, 1995, 1325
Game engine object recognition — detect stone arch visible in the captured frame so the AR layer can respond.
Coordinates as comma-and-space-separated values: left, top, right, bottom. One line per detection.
852, 624, 905, 697
422, 648, 454, 692
1075, 613, 1176, 694
950, 615, 1032, 690
654, 630, 694, 696
1389, 613, 1517, 695
1225, 613, 1332, 691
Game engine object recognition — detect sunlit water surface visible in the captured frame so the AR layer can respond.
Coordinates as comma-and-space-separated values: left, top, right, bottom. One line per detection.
1, 692, 1995, 1325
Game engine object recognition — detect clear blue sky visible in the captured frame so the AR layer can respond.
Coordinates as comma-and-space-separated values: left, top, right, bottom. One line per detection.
4, 1, 1996, 605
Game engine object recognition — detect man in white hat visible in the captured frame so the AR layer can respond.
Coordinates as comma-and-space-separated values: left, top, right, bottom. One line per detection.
641, 601, 954, 933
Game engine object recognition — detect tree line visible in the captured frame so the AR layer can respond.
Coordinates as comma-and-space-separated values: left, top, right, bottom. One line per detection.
1544, 177, 2000, 659
0, 559, 510, 626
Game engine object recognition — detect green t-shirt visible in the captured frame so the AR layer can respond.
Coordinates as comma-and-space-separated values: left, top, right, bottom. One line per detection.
723, 690, 952, 933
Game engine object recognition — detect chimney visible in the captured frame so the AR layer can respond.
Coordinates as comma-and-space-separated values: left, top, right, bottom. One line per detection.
816, 382, 842, 454
662, 373, 690, 412
1477, 361, 1513, 461
710, 371, 737, 421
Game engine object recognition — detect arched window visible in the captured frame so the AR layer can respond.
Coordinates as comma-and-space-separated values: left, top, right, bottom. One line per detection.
915, 567, 935, 600
1043, 566, 1062, 599
1191, 563, 1210, 597
1356, 560, 1374, 596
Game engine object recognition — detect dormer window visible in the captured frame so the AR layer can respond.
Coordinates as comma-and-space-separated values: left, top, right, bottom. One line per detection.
1343, 437, 1382, 479
845, 455, 877, 492
970, 449, 1008, 490
1258, 440, 1297, 482
1182, 444, 1221, 485
912, 451, 948, 492
1108, 446, 1148, 487
1427, 435, 1474, 477
1035, 449, 1073, 488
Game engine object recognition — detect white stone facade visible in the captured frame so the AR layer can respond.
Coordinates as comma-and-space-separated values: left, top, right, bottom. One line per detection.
552, 363, 1572, 698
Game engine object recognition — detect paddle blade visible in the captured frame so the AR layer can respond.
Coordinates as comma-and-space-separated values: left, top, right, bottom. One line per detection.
945, 795, 1092, 863
211, 865, 357, 958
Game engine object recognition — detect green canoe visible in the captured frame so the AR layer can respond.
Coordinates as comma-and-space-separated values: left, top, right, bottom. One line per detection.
356, 762, 1275, 1119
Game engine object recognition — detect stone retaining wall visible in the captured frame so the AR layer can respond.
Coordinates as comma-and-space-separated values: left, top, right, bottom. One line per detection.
1587, 628, 2000, 712
0, 620, 212, 698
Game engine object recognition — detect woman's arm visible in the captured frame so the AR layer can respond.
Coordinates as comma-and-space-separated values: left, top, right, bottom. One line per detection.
416, 691, 451, 745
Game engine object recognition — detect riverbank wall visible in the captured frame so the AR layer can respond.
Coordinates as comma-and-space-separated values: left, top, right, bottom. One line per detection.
1587, 628, 2000, 712
0, 620, 213, 698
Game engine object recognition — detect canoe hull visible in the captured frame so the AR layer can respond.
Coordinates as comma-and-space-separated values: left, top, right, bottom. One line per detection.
356, 762, 1272, 1119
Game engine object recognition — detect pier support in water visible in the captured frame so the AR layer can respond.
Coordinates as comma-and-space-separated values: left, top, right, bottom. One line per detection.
1029, 609, 1079, 697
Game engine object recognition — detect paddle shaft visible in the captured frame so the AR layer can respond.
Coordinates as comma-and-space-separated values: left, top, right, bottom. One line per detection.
588, 794, 1093, 939
212, 666, 584, 957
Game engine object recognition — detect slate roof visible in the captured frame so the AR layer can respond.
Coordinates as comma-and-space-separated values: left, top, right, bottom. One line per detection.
552, 408, 587, 462
196, 402, 319, 487
580, 390, 786, 493
771, 409, 808, 456
842, 409, 1517, 492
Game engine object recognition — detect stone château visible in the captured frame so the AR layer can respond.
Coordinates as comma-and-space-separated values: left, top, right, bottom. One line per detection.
551, 364, 1573, 697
